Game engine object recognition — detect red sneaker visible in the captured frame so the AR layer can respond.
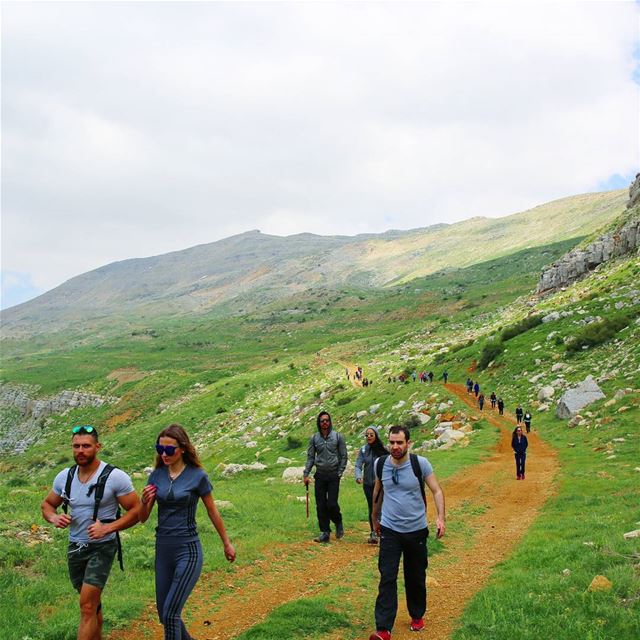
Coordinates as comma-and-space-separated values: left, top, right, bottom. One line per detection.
410, 618, 425, 631
369, 631, 391, 640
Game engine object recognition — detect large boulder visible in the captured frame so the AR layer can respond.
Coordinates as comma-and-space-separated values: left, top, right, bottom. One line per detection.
282, 467, 306, 483
556, 376, 606, 419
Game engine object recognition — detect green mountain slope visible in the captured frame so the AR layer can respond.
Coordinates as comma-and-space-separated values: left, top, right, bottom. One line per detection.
1, 189, 626, 335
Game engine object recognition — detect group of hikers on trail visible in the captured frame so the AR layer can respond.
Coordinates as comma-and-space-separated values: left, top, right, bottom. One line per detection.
42, 424, 235, 640
43, 413, 446, 640
304, 411, 446, 640
43, 367, 537, 640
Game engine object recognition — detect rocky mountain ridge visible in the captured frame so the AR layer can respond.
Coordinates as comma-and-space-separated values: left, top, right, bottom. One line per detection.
537, 177, 639, 294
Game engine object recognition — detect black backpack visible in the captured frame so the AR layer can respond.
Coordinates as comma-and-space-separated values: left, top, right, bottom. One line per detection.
375, 453, 426, 506
62, 464, 124, 570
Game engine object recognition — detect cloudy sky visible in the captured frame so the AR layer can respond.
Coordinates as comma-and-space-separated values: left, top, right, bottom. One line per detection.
2, 1, 638, 309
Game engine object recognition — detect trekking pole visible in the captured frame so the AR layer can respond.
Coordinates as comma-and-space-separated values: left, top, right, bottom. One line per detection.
305, 483, 309, 518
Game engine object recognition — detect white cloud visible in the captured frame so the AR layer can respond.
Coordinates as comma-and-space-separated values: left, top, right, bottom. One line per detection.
1, 1, 638, 308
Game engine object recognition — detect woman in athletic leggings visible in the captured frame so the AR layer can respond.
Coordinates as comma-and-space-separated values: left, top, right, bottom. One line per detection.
140, 424, 236, 639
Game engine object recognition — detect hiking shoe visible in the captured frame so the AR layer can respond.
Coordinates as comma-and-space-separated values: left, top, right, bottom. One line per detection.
410, 618, 425, 632
369, 631, 391, 640
335, 523, 344, 539
313, 532, 330, 543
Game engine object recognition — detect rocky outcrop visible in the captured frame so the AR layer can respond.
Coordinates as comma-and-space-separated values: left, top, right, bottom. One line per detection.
537, 176, 640, 294
0, 383, 117, 454
556, 376, 606, 419
0, 383, 114, 420
628, 173, 640, 209
536, 216, 639, 293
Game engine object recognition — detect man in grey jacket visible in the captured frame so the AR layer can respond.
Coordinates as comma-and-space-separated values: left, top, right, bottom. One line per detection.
303, 411, 347, 542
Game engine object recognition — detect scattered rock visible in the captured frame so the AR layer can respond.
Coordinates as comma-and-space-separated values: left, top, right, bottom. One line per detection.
623, 530, 640, 539
562, 568, 572, 576
538, 386, 555, 402
282, 467, 306, 483
588, 575, 612, 592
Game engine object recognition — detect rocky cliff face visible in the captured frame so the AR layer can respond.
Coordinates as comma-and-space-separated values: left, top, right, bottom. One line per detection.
0, 383, 116, 453
537, 176, 640, 294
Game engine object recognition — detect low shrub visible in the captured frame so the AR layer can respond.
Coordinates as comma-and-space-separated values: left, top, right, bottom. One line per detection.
478, 340, 503, 370
500, 314, 542, 341
566, 313, 634, 353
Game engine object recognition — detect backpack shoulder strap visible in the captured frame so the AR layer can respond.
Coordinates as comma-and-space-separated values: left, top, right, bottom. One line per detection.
62, 465, 78, 514
410, 454, 427, 506
89, 464, 117, 521
376, 454, 389, 481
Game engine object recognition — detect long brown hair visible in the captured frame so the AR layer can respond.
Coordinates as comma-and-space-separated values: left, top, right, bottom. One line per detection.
154, 424, 203, 469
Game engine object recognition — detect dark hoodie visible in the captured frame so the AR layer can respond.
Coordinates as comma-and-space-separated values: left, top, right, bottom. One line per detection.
303, 413, 347, 478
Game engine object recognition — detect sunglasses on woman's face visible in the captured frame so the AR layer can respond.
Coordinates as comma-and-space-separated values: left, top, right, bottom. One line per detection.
156, 444, 178, 456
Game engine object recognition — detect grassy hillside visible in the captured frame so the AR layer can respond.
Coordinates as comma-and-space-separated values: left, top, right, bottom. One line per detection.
0, 224, 638, 638
1, 189, 626, 334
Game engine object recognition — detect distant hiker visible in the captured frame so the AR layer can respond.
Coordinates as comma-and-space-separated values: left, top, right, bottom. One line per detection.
478, 393, 485, 411
420, 371, 426, 383
369, 426, 446, 640
411, 371, 417, 382
140, 424, 235, 640
387, 376, 392, 384
524, 411, 532, 433
490, 392, 497, 409
41, 425, 141, 640
355, 427, 389, 544
515, 405, 524, 425
428, 371, 434, 383
442, 371, 448, 384
473, 381, 480, 397
466, 378, 473, 394
511, 426, 528, 480
497, 397, 505, 415
303, 411, 348, 542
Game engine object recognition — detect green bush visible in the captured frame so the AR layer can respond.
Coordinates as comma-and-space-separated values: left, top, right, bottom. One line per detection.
478, 340, 503, 370
285, 435, 303, 450
500, 314, 542, 341
566, 313, 633, 353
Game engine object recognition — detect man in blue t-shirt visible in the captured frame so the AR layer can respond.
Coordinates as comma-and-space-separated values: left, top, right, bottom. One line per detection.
41, 426, 140, 640
369, 426, 446, 640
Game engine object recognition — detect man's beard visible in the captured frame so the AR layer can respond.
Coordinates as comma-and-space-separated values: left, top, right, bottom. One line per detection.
391, 446, 408, 459
74, 452, 95, 466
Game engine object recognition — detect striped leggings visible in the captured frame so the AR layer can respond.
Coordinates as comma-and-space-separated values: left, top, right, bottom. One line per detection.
155, 539, 203, 640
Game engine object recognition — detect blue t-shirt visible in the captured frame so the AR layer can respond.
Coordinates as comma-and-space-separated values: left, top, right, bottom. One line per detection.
147, 465, 212, 543
52, 461, 134, 543
380, 455, 433, 533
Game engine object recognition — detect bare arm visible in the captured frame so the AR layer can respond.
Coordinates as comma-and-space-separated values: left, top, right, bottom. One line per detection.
88, 491, 142, 540
202, 493, 236, 562
138, 484, 158, 524
425, 473, 446, 539
41, 491, 72, 529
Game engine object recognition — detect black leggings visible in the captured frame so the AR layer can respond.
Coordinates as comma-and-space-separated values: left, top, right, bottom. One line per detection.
363, 483, 374, 531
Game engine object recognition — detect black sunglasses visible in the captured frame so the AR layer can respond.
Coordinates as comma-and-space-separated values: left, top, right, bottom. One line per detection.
156, 444, 178, 456
391, 466, 399, 485
72, 425, 97, 435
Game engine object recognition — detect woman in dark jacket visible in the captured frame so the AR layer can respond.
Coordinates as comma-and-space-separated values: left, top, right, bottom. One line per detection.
355, 426, 388, 543
511, 426, 528, 480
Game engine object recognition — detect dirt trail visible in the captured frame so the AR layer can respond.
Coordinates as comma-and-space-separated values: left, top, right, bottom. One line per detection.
111, 383, 559, 640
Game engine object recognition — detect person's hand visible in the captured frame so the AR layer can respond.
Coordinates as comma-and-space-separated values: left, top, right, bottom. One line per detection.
223, 541, 236, 562
373, 517, 381, 536
356, 478, 363, 485
436, 518, 446, 539
52, 513, 72, 529
88, 520, 111, 540
303, 477, 310, 486
141, 484, 157, 505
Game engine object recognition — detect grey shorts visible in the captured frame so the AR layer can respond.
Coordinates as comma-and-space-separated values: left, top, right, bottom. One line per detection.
67, 539, 117, 591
